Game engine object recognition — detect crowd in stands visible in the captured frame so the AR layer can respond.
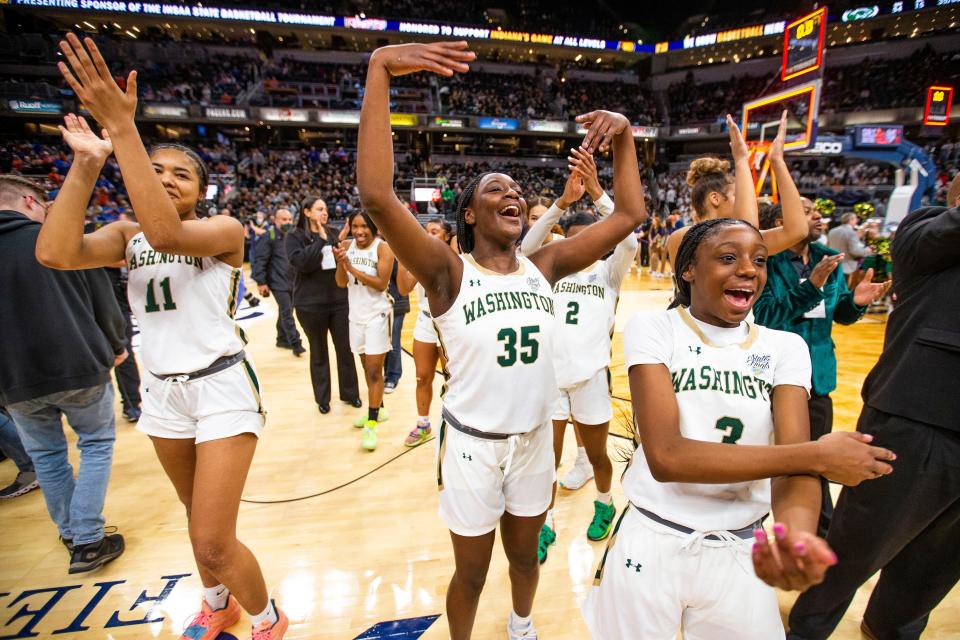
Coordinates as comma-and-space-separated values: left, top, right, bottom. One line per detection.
137, 54, 260, 106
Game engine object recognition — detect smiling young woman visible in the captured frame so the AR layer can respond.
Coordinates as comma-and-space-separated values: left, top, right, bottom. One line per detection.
356, 40, 647, 640
583, 218, 897, 639
35, 34, 288, 640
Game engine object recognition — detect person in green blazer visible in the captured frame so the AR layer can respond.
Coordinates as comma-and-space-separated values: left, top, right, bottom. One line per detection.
754, 198, 891, 536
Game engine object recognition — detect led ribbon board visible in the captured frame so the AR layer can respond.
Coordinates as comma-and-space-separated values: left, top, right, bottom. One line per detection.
782, 7, 827, 82
923, 85, 953, 126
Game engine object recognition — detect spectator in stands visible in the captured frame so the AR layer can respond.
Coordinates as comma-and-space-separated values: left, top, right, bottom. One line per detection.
0, 174, 127, 573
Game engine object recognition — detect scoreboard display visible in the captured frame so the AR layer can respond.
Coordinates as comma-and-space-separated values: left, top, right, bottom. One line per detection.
924, 86, 953, 126
855, 125, 904, 147
782, 7, 827, 82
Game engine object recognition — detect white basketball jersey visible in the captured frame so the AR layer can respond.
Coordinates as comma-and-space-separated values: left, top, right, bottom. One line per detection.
621, 307, 811, 531
126, 232, 246, 375
433, 254, 557, 433
346, 238, 392, 324
552, 256, 627, 388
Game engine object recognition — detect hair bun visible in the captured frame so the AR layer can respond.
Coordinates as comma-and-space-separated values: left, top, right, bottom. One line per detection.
686, 157, 731, 187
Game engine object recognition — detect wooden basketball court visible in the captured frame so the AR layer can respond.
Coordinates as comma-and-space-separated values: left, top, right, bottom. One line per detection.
2, 270, 957, 639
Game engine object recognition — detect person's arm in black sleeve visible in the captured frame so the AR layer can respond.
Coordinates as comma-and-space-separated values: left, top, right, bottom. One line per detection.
251, 233, 272, 285
893, 206, 960, 275
286, 230, 327, 274
85, 268, 127, 355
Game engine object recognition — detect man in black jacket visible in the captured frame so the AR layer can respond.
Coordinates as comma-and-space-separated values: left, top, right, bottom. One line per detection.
0, 175, 127, 574
252, 208, 304, 356
788, 180, 960, 640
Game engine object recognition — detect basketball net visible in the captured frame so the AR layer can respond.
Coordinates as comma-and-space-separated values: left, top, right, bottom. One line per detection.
747, 141, 779, 204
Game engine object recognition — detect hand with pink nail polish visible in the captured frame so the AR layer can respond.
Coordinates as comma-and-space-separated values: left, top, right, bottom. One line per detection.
752, 522, 836, 592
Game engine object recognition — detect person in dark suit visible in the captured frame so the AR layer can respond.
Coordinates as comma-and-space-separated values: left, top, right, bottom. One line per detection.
788, 178, 960, 640
252, 207, 304, 356
286, 197, 360, 413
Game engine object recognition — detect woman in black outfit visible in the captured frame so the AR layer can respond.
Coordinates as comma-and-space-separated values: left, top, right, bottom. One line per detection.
286, 196, 360, 413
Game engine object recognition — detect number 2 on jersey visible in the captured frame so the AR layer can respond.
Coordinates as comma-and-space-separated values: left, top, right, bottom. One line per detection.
715, 416, 744, 444
497, 325, 540, 367
565, 301, 580, 325
144, 277, 177, 313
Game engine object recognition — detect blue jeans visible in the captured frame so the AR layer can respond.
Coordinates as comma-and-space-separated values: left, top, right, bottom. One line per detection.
385, 310, 407, 385
0, 410, 33, 472
7, 383, 116, 545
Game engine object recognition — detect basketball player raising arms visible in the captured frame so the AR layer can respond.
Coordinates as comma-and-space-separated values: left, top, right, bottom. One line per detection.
582, 218, 897, 639
333, 210, 395, 451
666, 113, 808, 269
519, 150, 636, 563
357, 41, 646, 640
36, 35, 287, 640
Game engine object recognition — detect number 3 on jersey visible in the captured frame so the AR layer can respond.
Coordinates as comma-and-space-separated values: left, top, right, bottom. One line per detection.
144, 276, 177, 313
497, 325, 540, 367
715, 416, 744, 444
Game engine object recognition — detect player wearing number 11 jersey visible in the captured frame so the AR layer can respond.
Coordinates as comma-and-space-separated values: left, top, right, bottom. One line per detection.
38, 35, 287, 638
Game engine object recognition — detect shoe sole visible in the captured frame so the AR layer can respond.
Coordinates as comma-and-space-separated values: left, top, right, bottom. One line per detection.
0, 481, 40, 499
68, 543, 125, 574
588, 521, 614, 542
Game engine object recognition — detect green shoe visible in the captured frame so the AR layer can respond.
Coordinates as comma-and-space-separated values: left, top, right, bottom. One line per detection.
538, 523, 556, 564
587, 501, 616, 541
354, 407, 390, 428
361, 421, 379, 451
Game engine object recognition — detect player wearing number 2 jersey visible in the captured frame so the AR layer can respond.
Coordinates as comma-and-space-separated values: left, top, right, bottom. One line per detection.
37, 35, 288, 640
358, 41, 647, 640
582, 219, 896, 640
520, 148, 636, 564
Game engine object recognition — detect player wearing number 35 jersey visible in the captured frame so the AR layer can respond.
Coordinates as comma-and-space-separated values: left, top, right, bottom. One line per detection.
358, 40, 647, 640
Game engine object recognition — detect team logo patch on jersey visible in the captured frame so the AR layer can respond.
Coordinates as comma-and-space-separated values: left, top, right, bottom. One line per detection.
526, 276, 541, 292
625, 558, 642, 572
746, 353, 772, 377
688, 345, 702, 355
588, 274, 598, 283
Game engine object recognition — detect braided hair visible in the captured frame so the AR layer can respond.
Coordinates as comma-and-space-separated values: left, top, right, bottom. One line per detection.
149, 143, 209, 196
454, 173, 491, 254
669, 218, 760, 309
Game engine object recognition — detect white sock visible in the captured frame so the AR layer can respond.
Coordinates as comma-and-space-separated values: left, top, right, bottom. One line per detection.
509, 610, 533, 631
545, 509, 555, 529
417, 415, 429, 427
250, 600, 278, 628
597, 491, 613, 506
203, 584, 229, 610
575, 447, 588, 464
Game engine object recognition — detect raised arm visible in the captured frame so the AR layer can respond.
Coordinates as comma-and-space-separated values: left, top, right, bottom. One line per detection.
728, 114, 760, 228
628, 363, 894, 485
36, 114, 136, 269
358, 42, 473, 305
574, 149, 637, 280
758, 111, 808, 255
519, 171, 583, 256
56, 34, 243, 265
529, 111, 647, 284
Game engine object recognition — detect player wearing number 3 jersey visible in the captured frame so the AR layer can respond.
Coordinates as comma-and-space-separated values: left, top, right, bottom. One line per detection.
582, 219, 896, 640
358, 41, 647, 640
36, 35, 288, 640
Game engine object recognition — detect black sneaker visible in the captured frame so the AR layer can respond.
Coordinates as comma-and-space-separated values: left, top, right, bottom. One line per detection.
292, 344, 306, 357
275, 342, 293, 350
0, 471, 39, 499
122, 407, 142, 423
346, 398, 362, 408
69, 533, 125, 574
318, 404, 330, 414
60, 536, 74, 552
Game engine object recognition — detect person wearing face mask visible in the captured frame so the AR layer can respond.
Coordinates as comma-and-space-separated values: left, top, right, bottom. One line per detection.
252, 207, 304, 357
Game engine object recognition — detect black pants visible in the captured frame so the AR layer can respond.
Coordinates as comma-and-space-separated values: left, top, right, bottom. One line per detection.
809, 393, 834, 537
296, 303, 359, 406
273, 289, 302, 348
114, 313, 141, 411
788, 405, 960, 640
